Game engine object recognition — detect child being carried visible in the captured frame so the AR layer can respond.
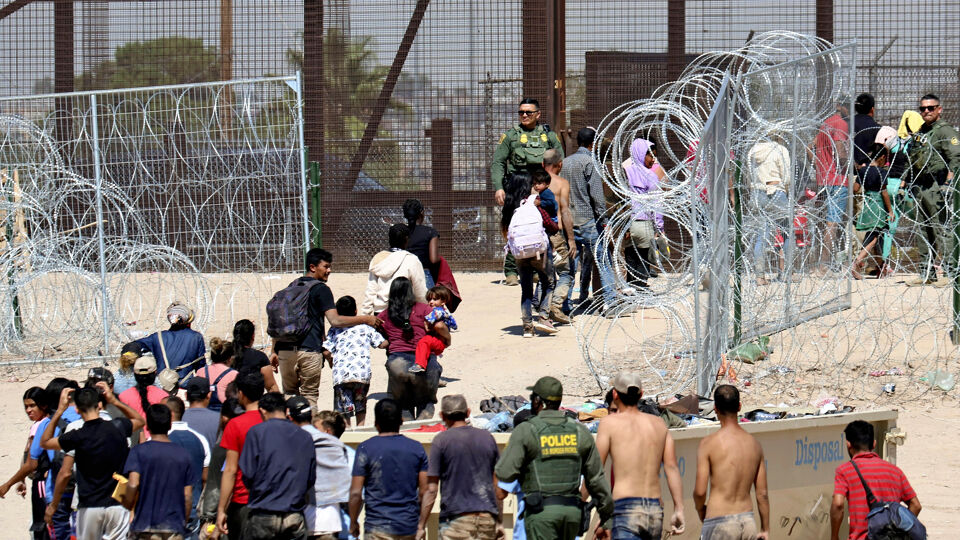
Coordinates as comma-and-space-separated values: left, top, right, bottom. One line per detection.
409, 285, 458, 374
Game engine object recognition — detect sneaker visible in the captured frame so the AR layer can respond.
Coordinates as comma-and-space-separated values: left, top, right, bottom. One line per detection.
522, 324, 535, 338
549, 309, 572, 325
504, 275, 519, 286
408, 363, 425, 374
533, 318, 558, 334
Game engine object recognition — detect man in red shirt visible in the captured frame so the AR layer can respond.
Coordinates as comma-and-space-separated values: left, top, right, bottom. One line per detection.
814, 99, 850, 271
216, 371, 265, 539
830, 420, 921, 540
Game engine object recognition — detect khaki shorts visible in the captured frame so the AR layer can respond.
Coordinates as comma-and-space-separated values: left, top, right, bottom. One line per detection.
439, 513, 498, 540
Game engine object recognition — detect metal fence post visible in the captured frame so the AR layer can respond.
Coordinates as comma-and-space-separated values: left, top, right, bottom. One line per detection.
89, 94, 111, 356
295, 71, 310, 255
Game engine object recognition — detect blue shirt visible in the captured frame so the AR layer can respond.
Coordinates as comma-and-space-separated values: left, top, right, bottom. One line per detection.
124, 441, 195, 534
352, 435, 428, 536
137, 328, 206, 378
239, 418, 316, 512
168, 427, 206, 519
30, 408, 81, 502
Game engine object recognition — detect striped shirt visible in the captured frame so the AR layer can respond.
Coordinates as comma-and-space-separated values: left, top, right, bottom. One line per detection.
833, 452, 917, 540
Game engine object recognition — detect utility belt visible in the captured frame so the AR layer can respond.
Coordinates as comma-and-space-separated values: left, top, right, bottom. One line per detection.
912, 169, 948, 190
524, 494, 594, 535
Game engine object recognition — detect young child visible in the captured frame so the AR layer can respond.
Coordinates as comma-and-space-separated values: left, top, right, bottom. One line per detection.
532, 168, 558, 222
852, 143, 893, 280
409, 285, 458, 374
322, 296, 386, 426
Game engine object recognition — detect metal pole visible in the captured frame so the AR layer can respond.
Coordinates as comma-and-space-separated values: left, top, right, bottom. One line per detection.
295, 71, 310, 256
90, 94, 110, 356
733, 160, 743, 345
784, 63, 801, 323
953, 168, 960, 345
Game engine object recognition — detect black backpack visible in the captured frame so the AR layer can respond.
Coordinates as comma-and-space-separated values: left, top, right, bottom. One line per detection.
266, 278, 321, 342
851, 460, 926, 540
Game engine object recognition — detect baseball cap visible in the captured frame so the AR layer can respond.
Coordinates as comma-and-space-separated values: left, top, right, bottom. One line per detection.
286, 396, 312, 421
157, 369, 179, 393
527, 376, 563, 402
183, 376, 210, 399
133, 355, 157, 375
611, 371, 643, 394
120, 342, 144, 361
440, 394, 468, 415
86, 367, 114, 387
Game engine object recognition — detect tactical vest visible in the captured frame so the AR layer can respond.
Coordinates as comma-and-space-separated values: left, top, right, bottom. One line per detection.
910, 123, 948, 178
509, 125, 552, 170
523, 415, 582, 497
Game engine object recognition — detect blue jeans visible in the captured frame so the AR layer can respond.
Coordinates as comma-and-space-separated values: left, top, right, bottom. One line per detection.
574, 220, 615, 305
518, 249, 555, 324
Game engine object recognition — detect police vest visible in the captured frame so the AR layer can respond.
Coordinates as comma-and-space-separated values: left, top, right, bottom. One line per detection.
910, 123, 949, 177
509, 125, 552, 171
524, 415, 582, 497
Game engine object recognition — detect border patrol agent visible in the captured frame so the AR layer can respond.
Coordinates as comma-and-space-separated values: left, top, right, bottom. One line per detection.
495, 376, 613, 540
492, 98, 565, 284
909, 93, 960, 285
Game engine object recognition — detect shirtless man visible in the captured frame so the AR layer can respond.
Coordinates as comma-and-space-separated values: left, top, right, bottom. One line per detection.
595, 371, 684, 539
542, 149, 577, 323
693, 385, 770, 540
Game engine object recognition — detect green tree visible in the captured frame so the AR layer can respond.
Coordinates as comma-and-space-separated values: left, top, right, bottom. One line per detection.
76, 36, 219, 90
286, 28, 410, 188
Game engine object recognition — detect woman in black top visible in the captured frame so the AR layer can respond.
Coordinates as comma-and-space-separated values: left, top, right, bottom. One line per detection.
232, 319, 280, 393
402, 198, 440, 287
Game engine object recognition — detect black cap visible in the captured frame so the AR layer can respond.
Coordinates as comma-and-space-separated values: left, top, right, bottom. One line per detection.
286, 396, 312, 422
86, 367, 114, 387
184, 377, 211, 400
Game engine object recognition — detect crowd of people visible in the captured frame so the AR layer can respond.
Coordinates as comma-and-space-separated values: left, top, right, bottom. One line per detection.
0, 93, 944, 540
0, 368, 923, 540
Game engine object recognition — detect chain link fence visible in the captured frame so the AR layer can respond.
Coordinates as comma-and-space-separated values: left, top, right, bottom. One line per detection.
0, 76, 305, 361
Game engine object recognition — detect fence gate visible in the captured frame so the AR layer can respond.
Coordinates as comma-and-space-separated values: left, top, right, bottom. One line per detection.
0, 75, 307, 362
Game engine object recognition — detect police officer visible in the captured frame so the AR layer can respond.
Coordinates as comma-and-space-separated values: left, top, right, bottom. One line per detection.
909, 93, 960, 285
492, 98, 564, 285
495, 376, 613, 540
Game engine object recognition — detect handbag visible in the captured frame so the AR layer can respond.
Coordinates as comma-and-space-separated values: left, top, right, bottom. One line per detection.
850, 460, 926, 540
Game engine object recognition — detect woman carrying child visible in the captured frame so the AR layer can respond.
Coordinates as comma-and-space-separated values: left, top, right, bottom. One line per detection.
378, 277, 450, 420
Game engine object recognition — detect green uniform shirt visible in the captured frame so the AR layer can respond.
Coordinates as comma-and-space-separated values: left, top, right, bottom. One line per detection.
912, 119, 960, 177
490, 124, 564, 191
494, 409, 614, 523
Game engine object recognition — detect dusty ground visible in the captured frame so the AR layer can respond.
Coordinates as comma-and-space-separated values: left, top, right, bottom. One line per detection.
0, 271, 955, 537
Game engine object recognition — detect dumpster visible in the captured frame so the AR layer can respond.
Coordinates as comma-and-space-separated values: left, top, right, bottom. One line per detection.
341, 408, 901, 540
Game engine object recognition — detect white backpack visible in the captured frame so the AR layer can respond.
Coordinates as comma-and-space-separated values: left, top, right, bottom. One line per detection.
506, 194, 548, 259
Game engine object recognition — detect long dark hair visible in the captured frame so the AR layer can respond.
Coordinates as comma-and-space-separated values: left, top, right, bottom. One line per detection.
501, 170, 533, 234
134, 372, 156, 414
387, 277, 416, 335
402, 198, 424, 231
232, 319, 255, 366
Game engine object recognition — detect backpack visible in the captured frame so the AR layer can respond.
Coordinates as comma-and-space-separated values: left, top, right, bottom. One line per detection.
850, 460, 926, 540
266, 278, 322, 341
507, 194, 548, 259
201, 365, 236, 412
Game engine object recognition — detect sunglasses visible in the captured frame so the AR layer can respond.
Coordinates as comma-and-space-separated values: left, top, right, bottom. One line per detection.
919, 105, 939, 112
518, 110, 540, 116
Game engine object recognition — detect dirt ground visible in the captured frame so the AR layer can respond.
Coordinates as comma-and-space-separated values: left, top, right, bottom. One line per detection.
0, 271, 956, 537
